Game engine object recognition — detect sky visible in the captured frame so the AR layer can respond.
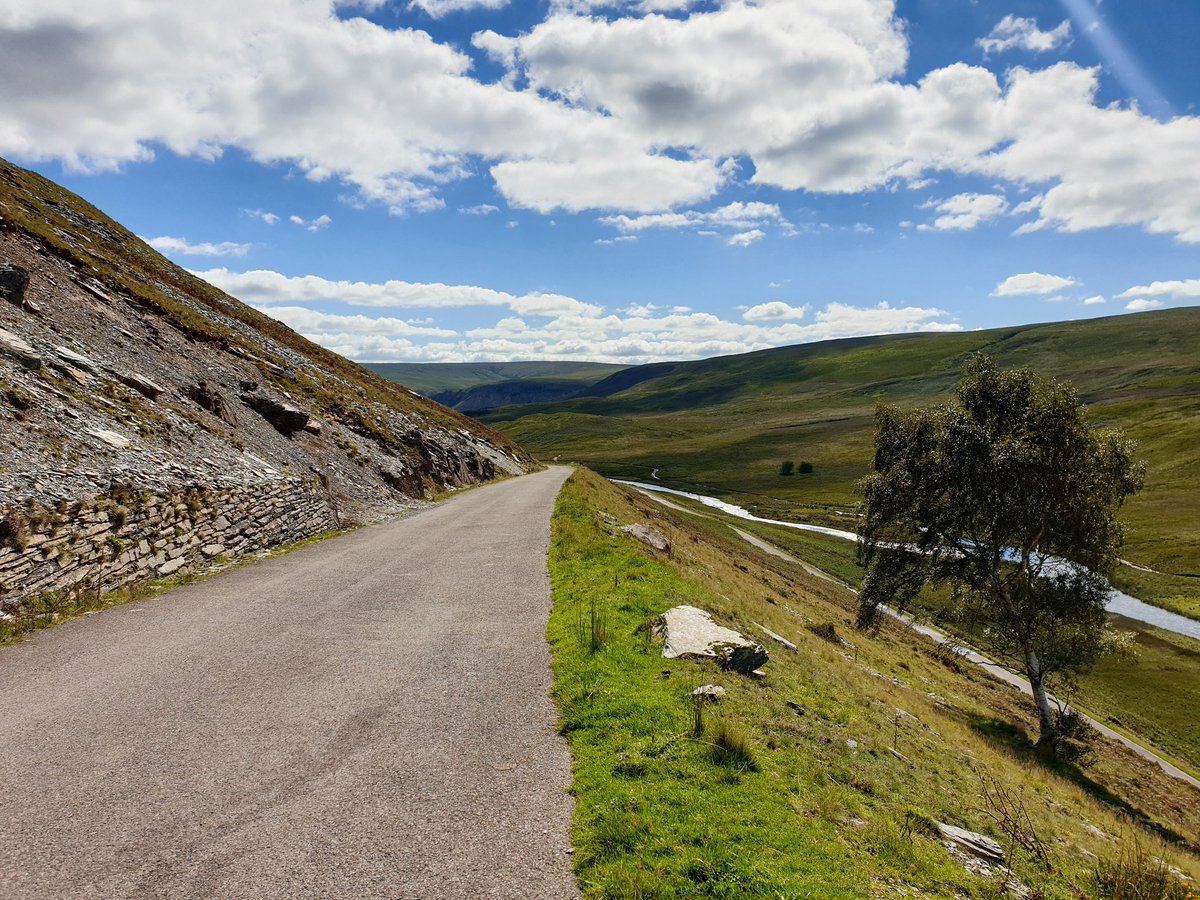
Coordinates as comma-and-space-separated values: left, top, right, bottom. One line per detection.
1, 0, 1198, 364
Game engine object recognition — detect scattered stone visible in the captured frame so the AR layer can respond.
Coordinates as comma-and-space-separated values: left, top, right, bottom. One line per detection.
121, 372, 166, 400
302, 419, 322, 436
847, 739, 858, 750
158, 557, 186, 576
935, 822, 1006, 863
242, 392, 314, 436
754, 621, 797, 651
186, 381, 238, 426
785, 700, 806, 716
87, 429, 132, 450
0, 264, 29, 308
692, 684, 726, 700
888, 747, 914, 767
54, 346, 98, 372
652, 605, 769, 675
0, 327, 42, 369
621, 523, 670, 552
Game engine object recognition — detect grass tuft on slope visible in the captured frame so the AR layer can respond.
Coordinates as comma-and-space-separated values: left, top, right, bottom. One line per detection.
548, 467, 1199, 899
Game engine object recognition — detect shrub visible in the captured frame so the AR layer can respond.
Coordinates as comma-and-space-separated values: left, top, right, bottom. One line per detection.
798, 461, 814, 474
779, 460, 795, 476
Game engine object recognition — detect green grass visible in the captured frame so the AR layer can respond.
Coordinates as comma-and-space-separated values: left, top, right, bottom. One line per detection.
645, 493, 1200, 777
548, 469, 1200, 898
494, 310, 1200, 614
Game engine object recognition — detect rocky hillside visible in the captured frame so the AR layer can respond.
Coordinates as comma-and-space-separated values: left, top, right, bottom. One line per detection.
0, 157, 531, 610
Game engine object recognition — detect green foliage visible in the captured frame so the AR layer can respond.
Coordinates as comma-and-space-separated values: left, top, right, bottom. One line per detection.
856, 356, 1144, 744
798, 461, 814, 475
779, 460, 795, 476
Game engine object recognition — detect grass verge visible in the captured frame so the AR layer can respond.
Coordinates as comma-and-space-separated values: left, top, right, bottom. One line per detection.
548, 468, 1199, 898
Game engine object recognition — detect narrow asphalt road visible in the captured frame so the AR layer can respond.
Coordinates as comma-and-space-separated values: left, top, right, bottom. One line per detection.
0, 467, 578, 899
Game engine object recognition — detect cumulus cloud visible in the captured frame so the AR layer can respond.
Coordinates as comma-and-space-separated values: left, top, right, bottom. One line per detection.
290, 214, 332, 232
1124, 299, 1163, 311
727, 229, 764, 247
921, 192, 1008, 231
2, 1, 1198, 241
743, 301, 808, 322
407, 0, 508, 18
244, 209, 280, 225
143, 235, 251, 257
1117, 279, 1200, 299
977, 16, 1072, 55
992, 272, 1079, 296
1082, 295, 1106, 305
601, 201, 789, 243
200, 266, 958, 362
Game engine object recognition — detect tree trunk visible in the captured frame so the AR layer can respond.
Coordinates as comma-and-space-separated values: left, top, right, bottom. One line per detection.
1025, 648, 1056, 744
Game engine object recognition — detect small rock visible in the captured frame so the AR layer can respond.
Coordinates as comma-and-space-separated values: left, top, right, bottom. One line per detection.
158, 558, 186, 576
242, 392, 314, 436
692, 684, 726, 699
87, 429, 132, 450
652, 605, 769, 675
54, 346, 98, 372
0, 264, 29, 308
0, 327, 42, 369
846, 739, 858, 749
935, 822, 1006, 863
621, 523, 670, 552
121, 372, 166, 400
754, 621, 797, 651
888, 747, 914, 767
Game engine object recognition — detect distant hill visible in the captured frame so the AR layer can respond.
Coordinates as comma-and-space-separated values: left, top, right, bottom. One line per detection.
365, 360, 628, 396
485, 310, 1200, 609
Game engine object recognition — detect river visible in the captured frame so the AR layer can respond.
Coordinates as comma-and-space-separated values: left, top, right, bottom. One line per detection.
616, 480, 1200, 642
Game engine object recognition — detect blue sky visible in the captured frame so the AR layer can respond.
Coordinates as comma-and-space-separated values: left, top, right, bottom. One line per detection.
2, 0, 1198, 363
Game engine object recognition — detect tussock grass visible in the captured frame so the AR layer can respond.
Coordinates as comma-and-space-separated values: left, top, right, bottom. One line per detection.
548, 467, 1200, 898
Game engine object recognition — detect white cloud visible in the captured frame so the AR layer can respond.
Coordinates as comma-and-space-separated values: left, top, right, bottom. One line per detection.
977, 16, 1072, 55
1, 0, 1198, 241
992, 272, 1079, 296
202, 266, 958, 362
1117, 279, 1200, 299
743, 301, 808, 322
1124, 299, 1163, 311
922, 192, 1008, 231
1082, 295, 1106, 305
407, 0, 508, 18
601, 202, 788, 243
727, 229, 764, 247
289, 214, 332, 232
244, 209, 280, 225
143, 235, 251, 257
459, 203, 500, 215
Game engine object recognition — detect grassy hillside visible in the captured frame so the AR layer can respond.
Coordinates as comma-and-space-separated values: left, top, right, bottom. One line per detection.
549, 468, 1199, 898
365, 360, 628, 395
493, 311, 1200, 614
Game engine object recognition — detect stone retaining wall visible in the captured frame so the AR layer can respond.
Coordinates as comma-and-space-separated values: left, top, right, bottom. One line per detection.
0, 477, 338, 615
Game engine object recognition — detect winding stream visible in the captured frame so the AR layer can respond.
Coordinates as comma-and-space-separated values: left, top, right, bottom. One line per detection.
617, 480, 1200, 642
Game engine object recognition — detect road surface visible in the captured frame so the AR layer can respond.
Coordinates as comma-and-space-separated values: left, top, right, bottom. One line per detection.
0, 467, 578, 899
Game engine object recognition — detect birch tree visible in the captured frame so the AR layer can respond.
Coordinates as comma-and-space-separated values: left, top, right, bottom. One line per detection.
856, 355, 1143, 748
